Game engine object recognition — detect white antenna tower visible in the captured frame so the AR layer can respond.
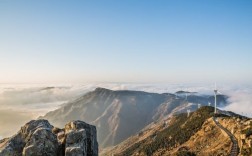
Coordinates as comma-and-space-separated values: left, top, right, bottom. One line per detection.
175, 93, 179, 99
185, 88, 188, 100
187, 109, 190, 117
198, 104, 201, 109
214, 83, 222, 114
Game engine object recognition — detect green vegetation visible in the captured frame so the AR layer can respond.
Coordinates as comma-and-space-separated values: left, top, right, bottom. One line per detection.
241, 148, 252, 156
241, 128, 252, 137
120, 106, 215, 156
176, 151, 196, 156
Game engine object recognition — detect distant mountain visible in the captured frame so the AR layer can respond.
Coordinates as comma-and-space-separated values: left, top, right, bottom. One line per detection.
104, 106, 251, 156
175, 90, 197, 94
42, 88, 229, 148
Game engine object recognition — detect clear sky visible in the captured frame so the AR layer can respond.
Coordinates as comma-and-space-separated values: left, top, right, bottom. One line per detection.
0, 0, 252, 84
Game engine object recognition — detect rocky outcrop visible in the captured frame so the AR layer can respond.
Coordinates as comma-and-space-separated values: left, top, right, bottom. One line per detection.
0, 119, 98, 156
64, 121, 98, 156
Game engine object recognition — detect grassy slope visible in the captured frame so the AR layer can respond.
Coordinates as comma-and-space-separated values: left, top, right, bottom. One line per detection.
119, 106, 215, 156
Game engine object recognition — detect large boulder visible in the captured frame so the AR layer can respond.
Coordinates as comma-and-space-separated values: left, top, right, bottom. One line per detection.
22, 128, 58, 156
0, 120, 98, 156
0, 119, 53, 156
65, 121, 98, 156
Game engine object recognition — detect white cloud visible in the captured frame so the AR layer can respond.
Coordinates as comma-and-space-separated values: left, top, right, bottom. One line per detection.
0, 83, 251, 139
224, 88, 252, 117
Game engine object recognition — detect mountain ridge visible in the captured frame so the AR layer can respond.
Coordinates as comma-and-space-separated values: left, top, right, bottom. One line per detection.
104, 106, 251, 156
42, 87, 229, 148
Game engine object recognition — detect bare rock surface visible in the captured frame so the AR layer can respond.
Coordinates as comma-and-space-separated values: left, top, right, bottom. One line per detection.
0, 119, 98, 156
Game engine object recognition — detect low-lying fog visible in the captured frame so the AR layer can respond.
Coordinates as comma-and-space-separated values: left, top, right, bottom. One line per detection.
0, 83, 251, 139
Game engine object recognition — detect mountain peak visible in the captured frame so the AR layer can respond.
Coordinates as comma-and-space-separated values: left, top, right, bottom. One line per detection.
94, 87, 113, 92
175, 90, 197, 94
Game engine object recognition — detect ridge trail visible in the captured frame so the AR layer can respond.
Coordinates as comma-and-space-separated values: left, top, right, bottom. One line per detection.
213, 117, 239, 156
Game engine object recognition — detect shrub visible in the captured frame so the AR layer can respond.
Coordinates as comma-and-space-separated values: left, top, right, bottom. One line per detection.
176, 151, 196, 156
241, 128, 252, 137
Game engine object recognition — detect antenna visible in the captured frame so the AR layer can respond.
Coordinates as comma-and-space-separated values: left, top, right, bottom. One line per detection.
175, 92, 179, 99
214, 83, 222, 114
185, 87, 188, 101
198, 104, 201, 109
187, 109, 190, 117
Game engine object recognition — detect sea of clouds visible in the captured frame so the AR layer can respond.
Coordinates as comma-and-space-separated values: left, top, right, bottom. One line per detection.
0, 82, 251, 139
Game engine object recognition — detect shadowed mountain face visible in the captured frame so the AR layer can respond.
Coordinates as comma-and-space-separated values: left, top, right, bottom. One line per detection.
42, 88, 228, 148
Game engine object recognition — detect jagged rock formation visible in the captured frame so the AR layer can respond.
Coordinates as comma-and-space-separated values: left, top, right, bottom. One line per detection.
0, 119, 98, 156
42, 88, 229, 148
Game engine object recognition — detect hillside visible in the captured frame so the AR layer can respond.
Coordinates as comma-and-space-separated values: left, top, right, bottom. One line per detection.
42, 88, 228, 148
217, 116, 252, 155
112, 106, 216, 155
103, 106, 251, 156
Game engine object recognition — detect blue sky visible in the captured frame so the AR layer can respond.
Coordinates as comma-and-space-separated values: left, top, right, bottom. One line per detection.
0, 0, 252, 84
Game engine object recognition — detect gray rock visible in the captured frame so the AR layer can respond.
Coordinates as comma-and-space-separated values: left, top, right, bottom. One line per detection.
65, 147, 83, 156
0, 134, 25, 156
0, 120, 98, 156
65, 121, 98, 156
22, 128, 58, 156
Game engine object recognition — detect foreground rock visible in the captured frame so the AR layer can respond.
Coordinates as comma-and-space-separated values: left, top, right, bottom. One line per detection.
0, 119, 98, 156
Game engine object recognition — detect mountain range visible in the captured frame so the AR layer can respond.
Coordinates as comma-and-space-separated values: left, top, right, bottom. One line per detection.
42, 87, 228, 148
